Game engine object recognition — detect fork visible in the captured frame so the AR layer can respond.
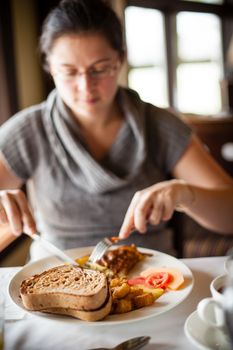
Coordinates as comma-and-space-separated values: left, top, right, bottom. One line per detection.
88, 236, 120, 263
89, 336, 150, 350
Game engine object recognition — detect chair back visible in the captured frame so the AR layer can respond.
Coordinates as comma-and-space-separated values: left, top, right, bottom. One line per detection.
182, 115, 233, 176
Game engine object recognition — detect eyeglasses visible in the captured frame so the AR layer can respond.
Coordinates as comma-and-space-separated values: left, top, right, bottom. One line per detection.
53, 59, 120, 83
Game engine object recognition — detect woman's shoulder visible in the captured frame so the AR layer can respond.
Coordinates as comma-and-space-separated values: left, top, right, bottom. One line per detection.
15, 100, 46, 122
119, 87, 191, 131
0, 101, 46, 132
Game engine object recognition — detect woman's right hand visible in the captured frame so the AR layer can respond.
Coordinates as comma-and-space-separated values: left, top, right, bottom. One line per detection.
118, 179, 194, 239
0, 189, 36, 236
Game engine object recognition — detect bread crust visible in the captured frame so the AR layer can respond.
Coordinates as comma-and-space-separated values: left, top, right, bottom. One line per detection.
20, 265, 109, 312
42, 289, 112, 321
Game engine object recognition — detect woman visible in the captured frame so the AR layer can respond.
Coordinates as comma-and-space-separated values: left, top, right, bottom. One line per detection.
0, 0, 232, 260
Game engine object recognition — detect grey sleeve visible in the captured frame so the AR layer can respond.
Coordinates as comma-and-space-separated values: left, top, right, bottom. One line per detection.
146, 104, 193, 174
0, 108, 40, 181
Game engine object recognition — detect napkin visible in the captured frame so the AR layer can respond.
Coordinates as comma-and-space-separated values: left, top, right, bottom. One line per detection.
0, 267, 25, 320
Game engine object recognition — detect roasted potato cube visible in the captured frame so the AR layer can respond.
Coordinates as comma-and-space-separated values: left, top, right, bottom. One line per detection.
110, 278, 121, 288
114, 299, 133, 314
133, 292, 155, 309
125, 287, 144, 300
112, 282, 130, 300
110, 277, 127, 287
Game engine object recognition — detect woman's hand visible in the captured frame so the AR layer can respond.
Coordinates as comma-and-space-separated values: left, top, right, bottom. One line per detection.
0, 189, 36, 236
119, 179, 194, 239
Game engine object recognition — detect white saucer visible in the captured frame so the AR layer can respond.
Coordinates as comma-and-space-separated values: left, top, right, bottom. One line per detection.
184, 308, 232, 350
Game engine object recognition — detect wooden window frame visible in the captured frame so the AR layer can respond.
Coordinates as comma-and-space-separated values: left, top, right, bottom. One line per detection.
125, 0, 233, 110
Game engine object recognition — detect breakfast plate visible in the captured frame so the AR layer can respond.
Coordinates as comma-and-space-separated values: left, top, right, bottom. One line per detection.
9, 246, 194, 325
184, 307, 232, 350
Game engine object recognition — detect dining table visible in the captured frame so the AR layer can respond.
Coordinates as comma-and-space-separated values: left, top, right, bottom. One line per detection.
0, 256, 228, 350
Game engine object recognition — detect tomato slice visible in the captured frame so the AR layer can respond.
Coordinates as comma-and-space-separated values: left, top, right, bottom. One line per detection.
145, 272, 171, 289
127, 277, 146, 286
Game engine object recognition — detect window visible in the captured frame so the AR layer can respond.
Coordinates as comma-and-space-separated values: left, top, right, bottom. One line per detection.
125, 1, 233, 116
176, 12, 223, 114
125, 7, 168, 107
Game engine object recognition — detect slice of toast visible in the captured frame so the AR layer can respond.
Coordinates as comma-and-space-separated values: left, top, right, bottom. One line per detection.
20, 264, 110, 319
42, 288, 112, 322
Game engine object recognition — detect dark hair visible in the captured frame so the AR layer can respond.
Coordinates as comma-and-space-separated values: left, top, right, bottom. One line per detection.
39, 0, 125, 72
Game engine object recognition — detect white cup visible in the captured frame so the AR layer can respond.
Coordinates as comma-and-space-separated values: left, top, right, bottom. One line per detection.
197, 274, 228, 333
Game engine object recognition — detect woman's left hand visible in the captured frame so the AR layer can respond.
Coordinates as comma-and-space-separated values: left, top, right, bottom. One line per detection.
119, 179, 194, 239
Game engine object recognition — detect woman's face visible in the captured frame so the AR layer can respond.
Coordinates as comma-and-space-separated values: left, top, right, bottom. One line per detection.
48, 34, 122, 119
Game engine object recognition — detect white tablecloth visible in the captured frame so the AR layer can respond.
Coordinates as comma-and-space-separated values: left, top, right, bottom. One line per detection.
1, 256, 226, 350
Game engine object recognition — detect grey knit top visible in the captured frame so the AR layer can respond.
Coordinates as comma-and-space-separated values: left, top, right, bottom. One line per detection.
0, 87, 192, 252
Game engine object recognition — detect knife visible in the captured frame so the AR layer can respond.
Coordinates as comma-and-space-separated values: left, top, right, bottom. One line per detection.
25, 232, 79, 266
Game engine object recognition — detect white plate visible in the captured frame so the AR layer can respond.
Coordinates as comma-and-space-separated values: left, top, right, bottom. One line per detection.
184, 308, 232, 350
9, 246, 193, 325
